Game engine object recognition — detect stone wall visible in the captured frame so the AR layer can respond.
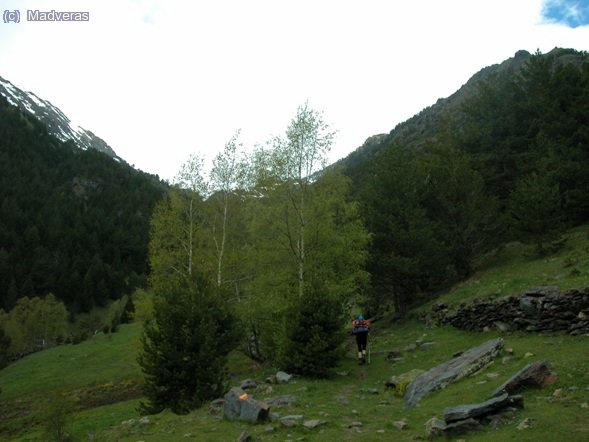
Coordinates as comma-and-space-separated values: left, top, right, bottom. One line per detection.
430, 286, 589, 335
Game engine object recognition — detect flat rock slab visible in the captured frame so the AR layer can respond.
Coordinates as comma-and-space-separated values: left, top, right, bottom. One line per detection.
224, 387, 270, 423
493, 360, 557, 396
444, 393, 523, 423
404, 338, 504, 407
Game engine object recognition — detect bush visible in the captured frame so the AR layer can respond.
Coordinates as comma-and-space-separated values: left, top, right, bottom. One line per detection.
280, 286, 347, 378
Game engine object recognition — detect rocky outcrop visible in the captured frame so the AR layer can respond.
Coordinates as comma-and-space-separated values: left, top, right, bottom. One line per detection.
404, 338, 504, 407
430, 287, 589, 335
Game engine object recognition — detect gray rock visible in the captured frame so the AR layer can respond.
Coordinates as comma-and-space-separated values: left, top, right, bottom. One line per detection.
494, 321, 511, 332
240, 379, 257, 390
419, 342, 436, 350
265, 394, 296, 407
493, 360, 557, 396
139, 416, 150, 425
264, 425, 275, 433
517, 417, 533, 430
348, 421, 363, 428
404, 338, 504, 407
393, 418, 408, 430
404, 343, 417, 352
281, 414, 304, 421
445, 417, 480, 434
276, 371, 292, 383
303, 419, 326, 429
425, 417, 446, 438
236, 431, 251, 442
223, 387, 270, 423
443, 393, 523, 423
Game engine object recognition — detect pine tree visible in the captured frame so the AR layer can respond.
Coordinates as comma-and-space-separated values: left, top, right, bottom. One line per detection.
280, 284, 346, 378
138, 274, 240, 414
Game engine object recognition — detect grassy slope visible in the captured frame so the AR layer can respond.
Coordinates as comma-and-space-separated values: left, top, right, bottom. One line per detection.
1, 227, 589, 441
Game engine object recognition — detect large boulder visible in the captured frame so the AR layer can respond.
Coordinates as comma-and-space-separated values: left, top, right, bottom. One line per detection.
404, 338, 504, 407
224, 387, 270, 423
444, 393, 524, 423
492, 360, 557, 396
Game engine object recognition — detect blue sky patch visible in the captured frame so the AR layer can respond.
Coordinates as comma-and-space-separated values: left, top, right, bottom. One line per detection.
543, 0, 589, 27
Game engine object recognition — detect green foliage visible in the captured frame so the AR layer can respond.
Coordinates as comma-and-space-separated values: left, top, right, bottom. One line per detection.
280, 285, 346, 378
42, 394, 77, 442
1, 294, 68, 356
240, 119, 369, 361
138, 275, 240, 414
508, 172, 565, 255
0, 323, 10, 369
130, 288, 154, 323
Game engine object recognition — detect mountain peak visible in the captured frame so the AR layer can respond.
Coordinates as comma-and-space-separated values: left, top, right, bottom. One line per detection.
0, 75, 118, 158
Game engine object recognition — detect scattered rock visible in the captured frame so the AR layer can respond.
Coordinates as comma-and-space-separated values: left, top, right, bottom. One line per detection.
580, 402, 588, 409
348, 421, 363, 428
240, 379, 257, 390
121, 418, 135, 426
139, 416, 150, 425
256, 384, 273, 395
486, 372, 500, 380
404, 343, 417, 352
264, 426, 275, 433
336, 371, 348, 376
276, 371, 292, 384
366, 388, 380, 395
281, 419, 296, 428
265, 395, 296, 407
445, 418, 480, 435
553, 388, 563, 398
493, 360, 557, 396
236, 431, 251, 442
419, 342, 436, 350
494, 321, 511, 332
303, 419, 326, 429
425, 417, 446, 438
404, 338, 504, 407
524, 352, 534, 358
517, 417, 533, 430
393, 418, 408, 430
281, 414, 304, 421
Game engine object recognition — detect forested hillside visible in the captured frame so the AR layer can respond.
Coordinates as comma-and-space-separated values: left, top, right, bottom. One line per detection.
342, 48, 589, 314
0, 94, 165, 313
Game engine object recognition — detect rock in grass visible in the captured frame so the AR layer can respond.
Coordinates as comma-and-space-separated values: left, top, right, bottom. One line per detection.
425, 417, 446, 438
404, 338, 504, 407
303, 419, 326, 429
443, 393, 523, 423
492, 360, 557, 396
385, 369, 424, 397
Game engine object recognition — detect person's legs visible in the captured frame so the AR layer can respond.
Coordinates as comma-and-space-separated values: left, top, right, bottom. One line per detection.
356, 333, 367, 364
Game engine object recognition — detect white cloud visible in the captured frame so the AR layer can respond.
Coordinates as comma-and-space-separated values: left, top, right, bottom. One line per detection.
1, 0, 588, 180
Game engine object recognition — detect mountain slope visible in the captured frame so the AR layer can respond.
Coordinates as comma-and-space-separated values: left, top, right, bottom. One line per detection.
340, 48, 587, 178
0, 75, 118, 158
0, 93, 165, 312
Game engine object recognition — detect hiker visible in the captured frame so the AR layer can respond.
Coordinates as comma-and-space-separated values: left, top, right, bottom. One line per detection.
351, 314, 370, 364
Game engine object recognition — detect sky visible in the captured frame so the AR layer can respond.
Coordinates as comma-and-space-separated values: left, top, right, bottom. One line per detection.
1, 0, 588, 181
